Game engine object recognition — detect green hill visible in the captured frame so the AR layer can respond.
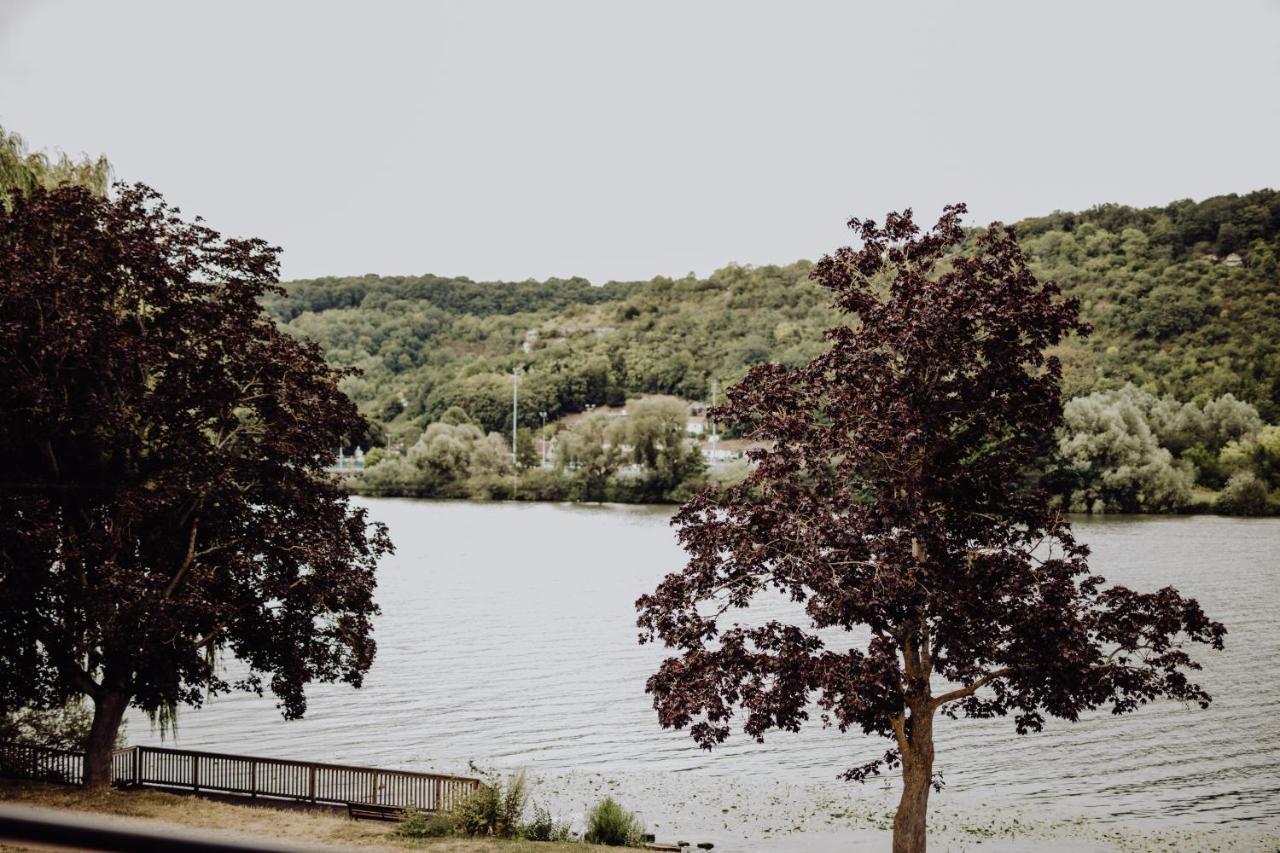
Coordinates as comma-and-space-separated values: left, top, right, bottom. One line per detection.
269, 189, 1280, 445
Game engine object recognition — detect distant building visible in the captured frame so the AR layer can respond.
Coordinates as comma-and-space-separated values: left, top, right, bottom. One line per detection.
703, 445, 735, 462
700, 437, 771, 465
1223, 253, 1243, 268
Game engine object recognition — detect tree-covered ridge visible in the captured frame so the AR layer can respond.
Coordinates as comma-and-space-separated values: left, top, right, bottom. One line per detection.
272, 261, 832, 447
266, 273, 640, 322
1023, 189, 1280, 417
1017, 190, 1280, 259
274, 189, 1280, 451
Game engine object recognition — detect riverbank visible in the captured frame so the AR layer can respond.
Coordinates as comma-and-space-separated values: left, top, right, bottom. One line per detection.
0, 780, 595, 851
347, 483, 1280, 517
3, 776, 1277, 853
521, 768, 1280, 853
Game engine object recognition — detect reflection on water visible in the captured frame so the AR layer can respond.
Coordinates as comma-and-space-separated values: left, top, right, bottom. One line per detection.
128, 501, 1280, 829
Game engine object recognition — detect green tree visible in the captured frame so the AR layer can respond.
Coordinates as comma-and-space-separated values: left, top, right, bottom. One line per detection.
1219, 424, 1280, 488
426, 374, 514, 433
555, 415, 621, 501
1214, 471, 1271, 516
1055, 388, 1194, 512
1202, 394, 1263, 448
0, 126, 111, 205
619, 397, 705, 495
516, 428, 538, 469
440, 405, 473, 426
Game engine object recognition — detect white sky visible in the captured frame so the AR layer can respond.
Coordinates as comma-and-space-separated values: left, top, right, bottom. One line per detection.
2, 0, 1278, 283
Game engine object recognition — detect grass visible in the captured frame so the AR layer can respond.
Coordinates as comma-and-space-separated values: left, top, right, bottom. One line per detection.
0, 779, 600, 851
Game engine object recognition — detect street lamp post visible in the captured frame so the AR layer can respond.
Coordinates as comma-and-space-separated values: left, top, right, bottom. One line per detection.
540, 410, 548, 467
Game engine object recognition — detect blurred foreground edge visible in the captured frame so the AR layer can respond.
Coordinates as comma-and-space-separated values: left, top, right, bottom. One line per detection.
0, 802, 329, 852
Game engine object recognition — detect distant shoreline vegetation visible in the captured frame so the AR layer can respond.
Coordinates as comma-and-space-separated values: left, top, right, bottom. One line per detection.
346, 397, 729, 505
274, 189, 1280, 516
341, 386, 1280, 516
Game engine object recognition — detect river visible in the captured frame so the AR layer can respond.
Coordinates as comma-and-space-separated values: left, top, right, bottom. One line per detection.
126, 500, 1280, 848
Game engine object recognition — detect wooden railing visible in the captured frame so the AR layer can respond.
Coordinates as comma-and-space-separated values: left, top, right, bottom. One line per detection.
0, 742, 480, 811
0, 742, 89, 786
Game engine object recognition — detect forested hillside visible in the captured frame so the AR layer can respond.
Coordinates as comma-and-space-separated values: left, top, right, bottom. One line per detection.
270, 189, 1280, 445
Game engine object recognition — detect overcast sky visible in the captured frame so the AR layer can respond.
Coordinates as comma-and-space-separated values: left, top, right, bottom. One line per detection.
2, 1, 1278, 283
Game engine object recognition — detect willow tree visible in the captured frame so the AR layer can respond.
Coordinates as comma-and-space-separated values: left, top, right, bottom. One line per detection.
0, 125, 111, 203
637, 206, 1225, 853
0, 184, 391, 788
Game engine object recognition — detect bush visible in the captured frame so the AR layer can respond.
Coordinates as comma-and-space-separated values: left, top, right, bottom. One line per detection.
395, 808, 458, 838
584, 797, 644, 846
455, 770, 529, 838
456, 783, 500, 836
499, 769, 530, 837
1215, 471, 1272, 516
522, 802, 574, 842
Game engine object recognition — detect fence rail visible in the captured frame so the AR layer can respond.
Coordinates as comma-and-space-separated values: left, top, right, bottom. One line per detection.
0, 742, 480, 812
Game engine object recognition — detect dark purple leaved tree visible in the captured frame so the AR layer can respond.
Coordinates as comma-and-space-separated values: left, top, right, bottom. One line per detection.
637, 206, 1224, 853
0, 184, 391, 788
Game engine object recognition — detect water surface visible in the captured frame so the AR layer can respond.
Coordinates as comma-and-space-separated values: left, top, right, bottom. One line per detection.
128, 501, 1280, 832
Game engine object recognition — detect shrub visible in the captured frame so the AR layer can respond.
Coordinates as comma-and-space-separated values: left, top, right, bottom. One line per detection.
456, 783, 501, 836
498, 769, 530, 837
1215, 471, 1272, 516
395, 808, 458, 838
585, 797, 644, 846
522, 802, 574, 842
455, 770, 529, 838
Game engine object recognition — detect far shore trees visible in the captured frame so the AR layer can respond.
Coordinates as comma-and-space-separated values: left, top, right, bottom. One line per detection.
637, 206, 1226, 853
0, 183, 391, 788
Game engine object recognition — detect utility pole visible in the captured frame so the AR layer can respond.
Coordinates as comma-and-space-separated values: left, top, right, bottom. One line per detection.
710, 378, 719, 443
512, 367, 519, 496
540, 410, 548, 468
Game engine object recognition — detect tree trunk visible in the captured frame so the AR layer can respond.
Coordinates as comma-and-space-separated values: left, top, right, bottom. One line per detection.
82, 690, 128, 790
892, 710, 935, 853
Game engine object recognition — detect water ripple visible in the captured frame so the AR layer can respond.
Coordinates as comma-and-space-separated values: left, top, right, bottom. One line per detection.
127, 502, 1280, 830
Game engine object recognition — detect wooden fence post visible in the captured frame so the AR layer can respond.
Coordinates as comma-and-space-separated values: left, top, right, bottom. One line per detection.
308, 765, 316, 803
192, 754, 200, 793
132, 747, 140, 787
250, 760, 257, 799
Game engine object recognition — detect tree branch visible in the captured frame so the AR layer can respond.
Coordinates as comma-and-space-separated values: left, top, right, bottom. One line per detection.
930, 667, 1011, 710
161, 517, 199, 600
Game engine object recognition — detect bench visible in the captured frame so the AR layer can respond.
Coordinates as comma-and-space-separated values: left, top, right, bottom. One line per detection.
346, 802, 407, 822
